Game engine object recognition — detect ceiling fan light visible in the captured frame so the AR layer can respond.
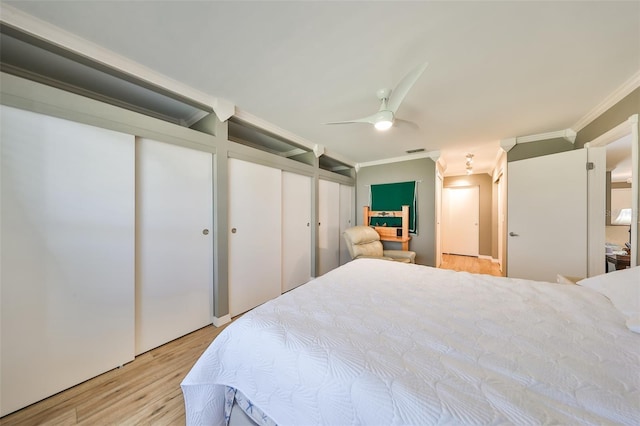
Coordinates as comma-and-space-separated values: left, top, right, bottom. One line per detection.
374, 119, 393, 131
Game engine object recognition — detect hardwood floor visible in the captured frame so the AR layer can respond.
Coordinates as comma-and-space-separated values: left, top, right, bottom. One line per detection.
439, 253, 503, 277
0, 323, 231, 426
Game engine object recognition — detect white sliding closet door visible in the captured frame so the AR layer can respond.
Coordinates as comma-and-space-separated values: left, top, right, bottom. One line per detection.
1, 106, 135, 416
228, 159, 282, 316
339, 184, 354, 266
135, 138, 213, 355
282, 171, 312, 292
318, 179, 340, 275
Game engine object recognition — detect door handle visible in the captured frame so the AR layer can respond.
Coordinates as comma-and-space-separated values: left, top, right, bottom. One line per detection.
202, 229, 209, 235
509, 232, 519, 237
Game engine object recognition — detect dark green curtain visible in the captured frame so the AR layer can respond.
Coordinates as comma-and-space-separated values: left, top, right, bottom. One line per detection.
370, 181, 417, 233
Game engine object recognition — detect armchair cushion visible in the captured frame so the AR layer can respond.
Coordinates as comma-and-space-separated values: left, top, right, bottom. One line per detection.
343, 226, 416, 264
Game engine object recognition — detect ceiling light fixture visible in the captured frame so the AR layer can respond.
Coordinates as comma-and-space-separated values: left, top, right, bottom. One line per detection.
465, 153, 474, 175
373, 110, 394, 131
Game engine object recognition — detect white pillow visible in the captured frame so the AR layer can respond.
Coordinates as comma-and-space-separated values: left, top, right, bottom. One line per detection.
626, 316, 640, 334
577, 267, 640, 320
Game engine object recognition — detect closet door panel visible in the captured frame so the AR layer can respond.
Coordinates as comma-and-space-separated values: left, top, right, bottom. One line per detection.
282, 171, 312, 292
318, 179, 340, 275
136, 138, 213, 355
0, 106, 135, 416
228, 159, 282, 316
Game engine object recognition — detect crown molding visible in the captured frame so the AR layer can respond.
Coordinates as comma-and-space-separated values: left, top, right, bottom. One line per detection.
516, 128, 576, 144
356, 150, 439, 170
500, 127, 576, 153
572, 69, 640, 132
0, 3, 235, 122
584, 113, 638, 148
499, 138, 517, 152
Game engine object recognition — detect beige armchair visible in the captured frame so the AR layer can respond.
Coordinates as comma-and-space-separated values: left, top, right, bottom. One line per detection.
343, 226, 416, 263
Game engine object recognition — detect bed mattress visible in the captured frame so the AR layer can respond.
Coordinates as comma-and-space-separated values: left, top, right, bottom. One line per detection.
182, 259, 640, 425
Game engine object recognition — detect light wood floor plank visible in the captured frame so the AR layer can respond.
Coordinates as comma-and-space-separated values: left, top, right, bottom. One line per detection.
439, 254, 502, 277
0, 323, 230, 426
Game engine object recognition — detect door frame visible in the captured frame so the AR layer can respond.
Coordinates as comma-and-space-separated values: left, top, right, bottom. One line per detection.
585, 114, 638, 268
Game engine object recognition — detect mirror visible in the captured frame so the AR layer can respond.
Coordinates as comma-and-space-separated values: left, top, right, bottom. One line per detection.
605, 133, 632, 271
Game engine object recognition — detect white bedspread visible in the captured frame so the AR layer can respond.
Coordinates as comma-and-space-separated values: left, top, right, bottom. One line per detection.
182, 259, 640, 425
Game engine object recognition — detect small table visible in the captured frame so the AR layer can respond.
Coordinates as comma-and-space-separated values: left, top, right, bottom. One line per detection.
606, 253, 630, 272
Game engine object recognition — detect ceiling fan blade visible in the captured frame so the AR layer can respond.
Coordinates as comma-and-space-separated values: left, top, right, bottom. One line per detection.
325, 113, 378, 126
394, 118, 420, 130
387, 62, 429, 114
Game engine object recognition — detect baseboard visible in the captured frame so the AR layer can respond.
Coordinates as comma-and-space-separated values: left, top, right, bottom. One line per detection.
212, 314, 231, 328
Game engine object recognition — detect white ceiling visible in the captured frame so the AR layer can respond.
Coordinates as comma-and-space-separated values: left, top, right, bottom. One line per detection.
4, 1, 640, 176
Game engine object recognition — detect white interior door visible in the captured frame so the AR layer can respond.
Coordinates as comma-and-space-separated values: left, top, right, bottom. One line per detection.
135, 138, 213, 355
282, 171, 312, 292
339, 184, 354, 266
228, 159, 282, 316
318, 179, 340, 275
442, 186, 479, 256
1, 106, 135, 416
508, 149, 587, 282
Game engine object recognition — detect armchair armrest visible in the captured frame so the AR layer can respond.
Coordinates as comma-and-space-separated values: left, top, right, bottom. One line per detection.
355, 255, 395, 261
383, 250, 416, 263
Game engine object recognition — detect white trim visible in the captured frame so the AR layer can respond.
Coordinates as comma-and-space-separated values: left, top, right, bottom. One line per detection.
585, 114, 638, 147
492, 149, 506, 182
499, 138, 517, 152
0, 4, 235, 122
212, 314, 231, 328
631, 114, 638, 268
478, 255, 493, 261
500, 128, 576, 154
584, 114, 638, 269
516, 128, 576, 144
357, 150, 439, 169
427, 150, 441, 161
573, 69, 640, 132
436, 157, 447, 176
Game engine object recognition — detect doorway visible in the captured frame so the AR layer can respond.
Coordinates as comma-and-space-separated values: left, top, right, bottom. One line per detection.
586, 114, 638, 269
442, 186, 479, 257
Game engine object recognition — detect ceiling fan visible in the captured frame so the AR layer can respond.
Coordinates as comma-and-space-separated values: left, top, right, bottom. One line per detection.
326, 62, 428, 131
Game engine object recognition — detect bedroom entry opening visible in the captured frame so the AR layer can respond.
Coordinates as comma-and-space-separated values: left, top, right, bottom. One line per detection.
442, 186, 479, 257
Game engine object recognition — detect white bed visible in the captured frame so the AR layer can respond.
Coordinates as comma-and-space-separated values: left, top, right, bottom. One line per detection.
182, 259, 640, 425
